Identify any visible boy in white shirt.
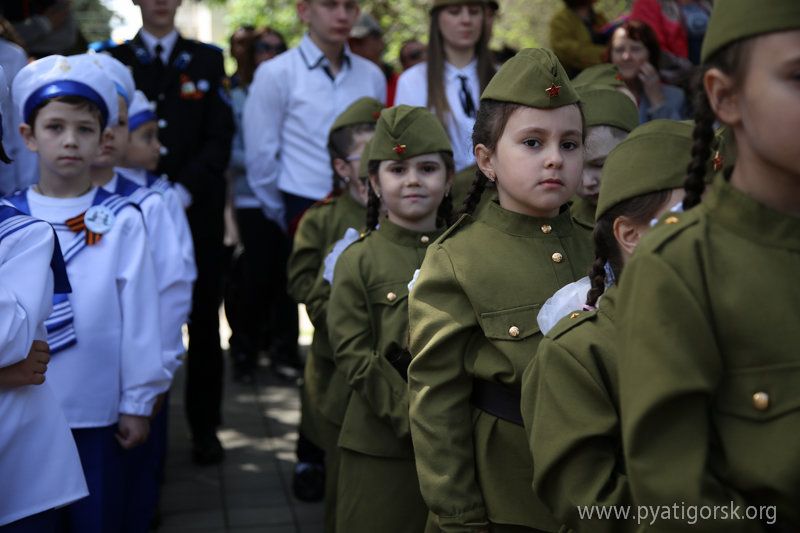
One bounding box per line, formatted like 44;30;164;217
7;54;168;533
0;63;88;533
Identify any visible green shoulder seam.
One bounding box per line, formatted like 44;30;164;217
433;213;473;245
637;208;702;254
547;309;598;340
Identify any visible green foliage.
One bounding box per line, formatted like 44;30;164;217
72;0;118;42
206;0;631;68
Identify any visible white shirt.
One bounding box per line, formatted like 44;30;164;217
243;34;386;224
104;173;193;379
394;60;480;172
24;187;169;427
0;215;88;525
138;29;179;65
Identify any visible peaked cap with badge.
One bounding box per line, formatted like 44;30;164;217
369;105;452;163
481;47;579;108
596;119;692;220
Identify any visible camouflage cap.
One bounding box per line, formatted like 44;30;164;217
481;47;579;108
369;105;452;162
701;0;800;62
596;120;693;220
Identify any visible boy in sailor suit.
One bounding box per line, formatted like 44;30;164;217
7;54;168;533
0;64;88;533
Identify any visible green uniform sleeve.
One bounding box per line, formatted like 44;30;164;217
408;245;489;532
522;336;633;532
327;250;411;439
304;265;331;330
287;209;325;305
550;10;607;71
617;253;760;532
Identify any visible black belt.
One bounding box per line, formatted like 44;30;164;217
470;378;523;426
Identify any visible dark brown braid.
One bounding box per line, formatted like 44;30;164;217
684;40;752;210
365;160;382;231
586;189;673;308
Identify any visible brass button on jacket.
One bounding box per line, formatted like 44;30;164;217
752;392;770;411
387;292;398;302
551;252;563;263
420;235;430;244
541;224;552;234
508;326;521;338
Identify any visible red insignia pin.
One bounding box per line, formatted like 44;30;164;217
545;84;561;98
393;144;407;155
712;151;724;172
615;72;623;81
372;111;381;121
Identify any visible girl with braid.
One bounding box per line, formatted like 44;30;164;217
326;105;454;533
520;120;693;533
614;1;800;530
407;48;593;533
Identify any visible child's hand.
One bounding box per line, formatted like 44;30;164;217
116;414;150;449
0;340;50;388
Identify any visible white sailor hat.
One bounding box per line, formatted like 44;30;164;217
0;66;10;161
85;52;136;106
127;90;158;131
12;54;119;129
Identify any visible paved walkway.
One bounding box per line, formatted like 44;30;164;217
158;356;324;533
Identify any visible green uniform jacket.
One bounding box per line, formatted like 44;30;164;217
287;192;365;426
521;286;634;533
569;197;596;230
328;219;443;458
617;176;800;531
408;201;594;532
549;7;608;73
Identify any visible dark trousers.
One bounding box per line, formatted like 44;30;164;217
231;208;298;365
184;193;226;437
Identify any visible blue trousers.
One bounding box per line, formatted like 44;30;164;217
58;425;124;533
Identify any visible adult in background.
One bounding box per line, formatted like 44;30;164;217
105;0;234;466
243;0;385;500
348;13;398;105
550;0;610;77
229;25;255;89
395;0;495;173
631;0;711;66
2;0;79;57
399;39;426;71
608;19;687;123
226;26;294;385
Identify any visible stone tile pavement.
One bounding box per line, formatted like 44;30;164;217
157;357;324;533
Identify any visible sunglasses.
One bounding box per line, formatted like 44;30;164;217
255;42;286;54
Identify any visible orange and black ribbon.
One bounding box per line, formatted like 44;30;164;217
65;212;103;245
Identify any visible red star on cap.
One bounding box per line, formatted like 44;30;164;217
372;111;381;121
545;84;561;98
393;144;407;155
615;72;623;81
712;151;724;172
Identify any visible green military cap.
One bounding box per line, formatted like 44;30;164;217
369;105;452;162
571;63;625;89
701;0;800;62
359;137;373;180
579;85;639;132
430;0;487;12
481;47;579;108
329;97;383;135
596;120;692;220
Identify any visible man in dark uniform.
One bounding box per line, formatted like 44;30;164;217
103;0;234;465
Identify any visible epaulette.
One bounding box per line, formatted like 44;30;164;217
637;208;702;254
434;212;473;244
547;308;598;340
88;38;120;53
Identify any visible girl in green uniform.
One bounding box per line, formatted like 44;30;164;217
327;105;454;533
520;120;694;533
616;1;800;530
287;96;381;531
407;48;594;533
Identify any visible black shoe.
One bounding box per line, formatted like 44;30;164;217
292;462;325;502
192;433;225;465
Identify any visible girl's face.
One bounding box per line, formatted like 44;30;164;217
254;33;286;65
727;30;800;189
338;130;372;207
438;3;484;52
611;27;650;81
579;126;626;205
478;105;583;218
371;152;450;231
